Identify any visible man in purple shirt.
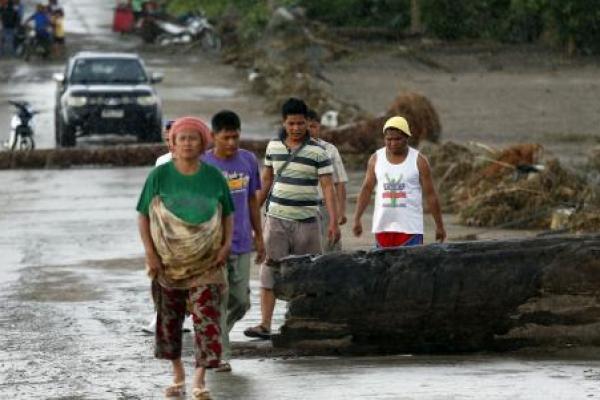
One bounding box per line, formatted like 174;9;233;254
202;110;265;372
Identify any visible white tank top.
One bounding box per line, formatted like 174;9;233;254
372;147;423;234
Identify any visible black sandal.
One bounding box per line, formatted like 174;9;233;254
243;325;271;339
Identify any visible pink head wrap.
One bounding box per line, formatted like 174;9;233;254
168;116;213;148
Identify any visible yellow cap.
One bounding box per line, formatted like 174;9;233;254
383;116;411;136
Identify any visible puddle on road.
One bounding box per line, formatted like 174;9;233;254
10;259;143;303
13;266;104;302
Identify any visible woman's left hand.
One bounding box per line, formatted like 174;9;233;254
214;244;231;267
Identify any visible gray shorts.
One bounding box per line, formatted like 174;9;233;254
259;215;322;289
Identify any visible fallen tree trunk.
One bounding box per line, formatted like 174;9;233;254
272;234;600;354
0;140;270;169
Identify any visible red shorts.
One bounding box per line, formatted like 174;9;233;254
375;232;423;248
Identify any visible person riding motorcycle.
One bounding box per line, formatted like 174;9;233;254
25;4;52;51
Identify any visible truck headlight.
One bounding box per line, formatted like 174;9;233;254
65;95;88;107
137;94;157;106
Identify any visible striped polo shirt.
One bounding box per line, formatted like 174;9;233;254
264;136;333;221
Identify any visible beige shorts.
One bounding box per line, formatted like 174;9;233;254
259;215;322;289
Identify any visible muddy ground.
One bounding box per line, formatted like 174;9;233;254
324;41;600;167
1;1;600;398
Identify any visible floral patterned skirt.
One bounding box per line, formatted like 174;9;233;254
154;282;224;368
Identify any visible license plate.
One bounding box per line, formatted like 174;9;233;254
101;109;124;118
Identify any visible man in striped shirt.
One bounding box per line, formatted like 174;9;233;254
244;97;340;339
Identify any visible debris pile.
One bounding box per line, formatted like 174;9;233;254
421;141;598;232
419;141;477;211
589;146;600;172
457;158;587;229
222;7;442;157
386;92;442;144
566;146;600;232
223;7;361;123
320;91;442;158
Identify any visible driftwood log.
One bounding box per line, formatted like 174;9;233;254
0;140;269;169
272;234;600;354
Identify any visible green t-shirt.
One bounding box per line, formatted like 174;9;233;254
136;161;234;224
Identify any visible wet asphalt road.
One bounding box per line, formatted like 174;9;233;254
2;1;600;399
1;167;599;399
0;0;274;151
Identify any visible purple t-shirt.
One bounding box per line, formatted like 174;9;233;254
202;149;261;255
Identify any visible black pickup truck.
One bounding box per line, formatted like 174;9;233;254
53;52;163;147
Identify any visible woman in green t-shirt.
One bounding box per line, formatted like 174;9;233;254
137;116;234;399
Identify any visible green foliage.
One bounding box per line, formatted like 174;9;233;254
164;0;273;40
547;0;600;54
421;0;600;54
165;0;261;17
421;0;512;40
300;0;411;29
503;0;547;43
162;0;600;54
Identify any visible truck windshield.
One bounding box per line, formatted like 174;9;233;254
70;58;148;84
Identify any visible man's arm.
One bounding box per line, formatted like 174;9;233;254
256;166;274;207
248;192;265;264
335;182;347;225
353;153;377;237
138;214;162;274
418;154;446;243
319;173;341;244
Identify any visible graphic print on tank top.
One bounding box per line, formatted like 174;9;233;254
382;173;408;208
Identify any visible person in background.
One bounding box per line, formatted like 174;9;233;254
130;0;144;20
154;119;174;166
14;0;23;22
0;0;20;57
137;116;233;399
26;4;52;49
353;116;446;247
47;0;60;14
202;110;265;372
50;7;64;57
307;109;348;252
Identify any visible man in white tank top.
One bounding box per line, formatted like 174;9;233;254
353;116;446;247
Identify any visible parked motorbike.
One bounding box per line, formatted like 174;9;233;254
22;26;52;61
4;101;37;151
154;14;221;52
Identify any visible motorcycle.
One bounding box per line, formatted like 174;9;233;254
154;13;221;52
22;25;52;61
4;101;37;151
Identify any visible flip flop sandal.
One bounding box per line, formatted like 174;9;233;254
243;325;271;339
164;381;185;398
215;361;232;373
192;387;212;400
